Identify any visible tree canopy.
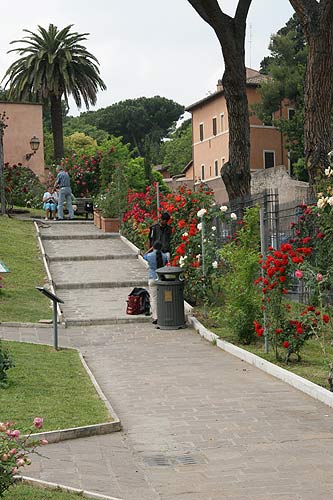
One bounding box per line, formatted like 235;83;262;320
3;24;106;160
159;119;192;175
80;96;184;161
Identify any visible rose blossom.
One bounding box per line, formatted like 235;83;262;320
220;205;228;212
316;273;323;282
33;417;44;429
197;208;207;218
295;270;303;279
212;261;218;269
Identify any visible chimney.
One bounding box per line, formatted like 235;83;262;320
216;79;223;92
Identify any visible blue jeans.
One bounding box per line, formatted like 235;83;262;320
58;187;74;219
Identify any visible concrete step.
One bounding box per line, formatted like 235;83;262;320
64;315;151;327
56;279;147;290
42;234;120;240
49;254;138;262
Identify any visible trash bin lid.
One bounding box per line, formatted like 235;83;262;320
156;266;183;281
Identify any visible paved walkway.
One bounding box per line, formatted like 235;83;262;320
1;221;333;499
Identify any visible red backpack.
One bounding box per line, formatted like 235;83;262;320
126;288;150;315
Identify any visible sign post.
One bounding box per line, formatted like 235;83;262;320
36;287;64;350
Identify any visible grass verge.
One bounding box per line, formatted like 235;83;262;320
0;216;51;322
1;341;110;431
4;484;89;500
194;309;333;390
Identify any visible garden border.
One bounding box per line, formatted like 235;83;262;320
188;314;333;409
1;336;122;443
16;476;123;500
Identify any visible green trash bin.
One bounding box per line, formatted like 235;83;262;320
156;266;186;330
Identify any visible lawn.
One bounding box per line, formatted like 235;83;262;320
0;216;52;322
1;340;110;431
195;308;333;390
4;484;87;500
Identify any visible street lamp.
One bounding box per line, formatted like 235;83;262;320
25;136;40;160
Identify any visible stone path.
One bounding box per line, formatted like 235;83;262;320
1;221;333;499
39;221;149;326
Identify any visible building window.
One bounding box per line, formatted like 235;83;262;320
214;159;218;177
288;108;295;120
212;117;217;136
221;157;225;167
263;114;273;126
201;164;205;180
199;123;204;142
220;113;224;132
264;150;275;169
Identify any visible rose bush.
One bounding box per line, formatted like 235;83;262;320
0;418;47;497
3;163;44;209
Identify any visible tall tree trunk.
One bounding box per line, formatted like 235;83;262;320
289;0;333;189
50;94;64;161
187;0;252;201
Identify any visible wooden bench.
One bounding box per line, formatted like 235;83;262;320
71;198;94;219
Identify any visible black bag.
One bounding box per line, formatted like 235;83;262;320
126;287;150;315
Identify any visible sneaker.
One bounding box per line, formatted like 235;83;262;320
53;218;57;220
44;217;48;220
152;319;158;325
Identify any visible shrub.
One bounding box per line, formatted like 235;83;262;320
0;340;14;386
218;207;261;344
3;163;44;209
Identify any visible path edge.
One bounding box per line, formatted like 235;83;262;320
188;314;333;409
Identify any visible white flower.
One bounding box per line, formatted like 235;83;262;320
212;261;218;269
179;255;188;267
230;212;237;221
197;222;203;231
328;196;333;206
182;232;188;237
196;254;201;261
197;208;207;218
317;197;327;209
220;205;228;213
211;226;216;231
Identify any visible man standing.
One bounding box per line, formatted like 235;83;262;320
54;165;74;220
148;212;172;258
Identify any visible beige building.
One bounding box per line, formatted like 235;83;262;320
185;69;292;201
0;101;45;180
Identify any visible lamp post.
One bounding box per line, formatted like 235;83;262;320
0;112;8;216
25;136;40;160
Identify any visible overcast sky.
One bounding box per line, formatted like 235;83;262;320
0;0;294;117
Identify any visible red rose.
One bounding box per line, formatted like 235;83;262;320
282;341;290;348
322;314;330;324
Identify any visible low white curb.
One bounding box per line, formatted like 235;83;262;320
16;476;123;500
188;314;333;409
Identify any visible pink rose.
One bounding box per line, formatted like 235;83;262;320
316;273;323;282
295;270;303;279
33;417;44;429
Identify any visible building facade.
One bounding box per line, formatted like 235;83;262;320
185;69;292;201
0;101;45;180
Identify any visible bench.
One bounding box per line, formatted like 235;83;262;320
69;198;94;219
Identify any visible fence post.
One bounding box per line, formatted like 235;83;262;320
260;191;269;353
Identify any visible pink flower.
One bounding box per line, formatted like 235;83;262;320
40;439;48;445
295;270;303;279
316;273;323;282
9;430;20;439
33;417;44;429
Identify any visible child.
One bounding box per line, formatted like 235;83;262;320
143;241;168;324
43;187;58;220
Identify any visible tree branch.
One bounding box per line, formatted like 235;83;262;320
289;0;319;24
187;0;231;30
235;0;253;24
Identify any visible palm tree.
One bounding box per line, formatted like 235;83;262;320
3;24;106;160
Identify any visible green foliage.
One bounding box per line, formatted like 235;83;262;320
63;132;97;159
159;119;192;175
63;115;109;144
81;96;184;161
0;340;14;385
218;207;261;344
256;13;307;177
96;165;128;218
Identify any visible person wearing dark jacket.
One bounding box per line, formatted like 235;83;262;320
143;241;168;324
148;212;172;256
